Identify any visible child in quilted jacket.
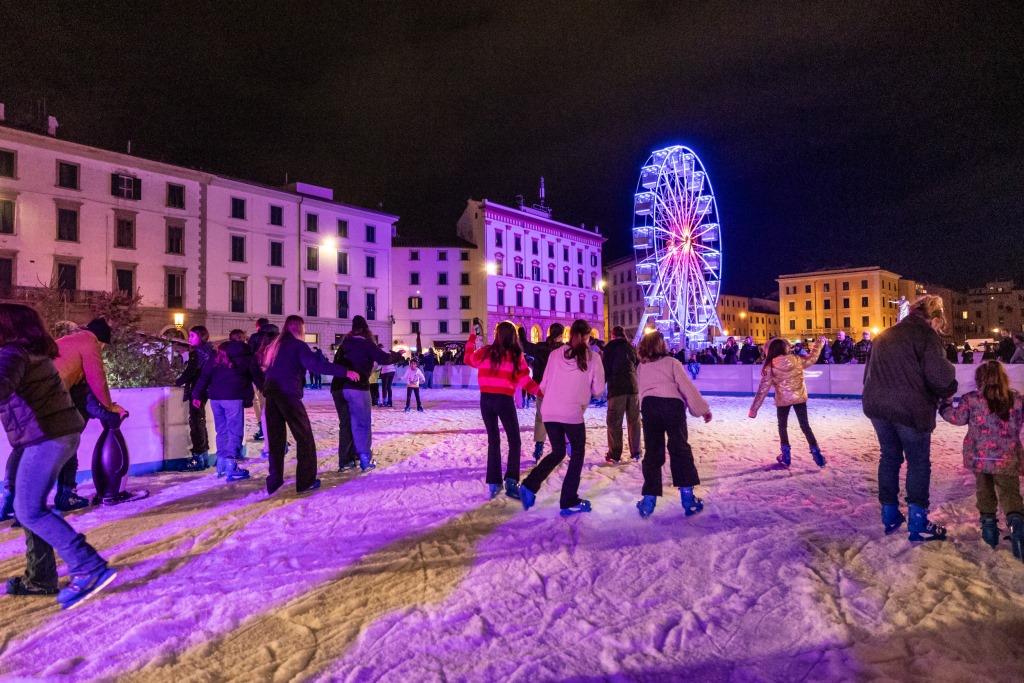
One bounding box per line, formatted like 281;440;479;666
939;360;1024;559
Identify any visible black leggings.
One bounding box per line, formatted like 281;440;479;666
380;372;395;405
264;389;318;493
523;422;587;508
777;402;818;449
480;393;521;484
405;387;422;409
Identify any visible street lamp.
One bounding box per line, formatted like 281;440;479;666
320;235;337;251
485;262;498;276
173;312;185;328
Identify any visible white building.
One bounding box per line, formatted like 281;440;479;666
0;115;397;347
605;254;645;339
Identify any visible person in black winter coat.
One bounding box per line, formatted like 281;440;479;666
247;320;275;441
175;326;215;471
853;332;873;364
192;338;255;481
331;316;398;471
261;315;356;494
816;339;834;364
739;337;760;365
831;331;855;364
945;342;959;364
863;296;957;541
519;323;564;460
722;337;739;365
996;331;1015;363
602;326;641;462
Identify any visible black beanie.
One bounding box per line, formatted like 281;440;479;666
85;318;113;344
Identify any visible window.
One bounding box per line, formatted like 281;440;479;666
514;235;522;251
0;150;14;177
577;250;583;265
410;250;420;261
804;300;812;311
438;272;448;285
495;259;503;276
590;254;598;267
860;279;868;289
110;174;141;200
862;316;870;327
823;299;831;310
532;239;539;255
788;301;795;312
57;208;78;241
438;250;448;261
550;294;556;310
366;291;376;320
408;296;423;310
563;246;569;261
230;279;246;313
804;285;811;294
824;317;832;329
843;316;851;328
548;243;554;259
548;265;555;283
0;256;12;295
842;297;850;308
337;289;349;318
497;288;505;306
411;321;420;334
56;262;78;292
805;318;812;329
269;283;284;315
365;255;376;278
439;321;449;334
0;199;13;234
789;319;796;330
306;213;319;232
563;271;569;286
532;264;541;281
166;224;184;254
460;251;469;261
270;241;283;267
533;292;540;309
823;282;831;293
166;183;185;209
337;219;348;237
230;197;246;219
842;281;849;291
592;300;598;315
270;205;284;226
461;320;471;334
230;235;245;262
495;230;503;248
438;296;449;310
166;271;184;308
516;290;524;307
565;293;572;312
577;273;584;288
460;272;470;286
115;268;134;294
365;224;376;243
337;252;348;275
306;286;319;317
515;262;524;278
861;296;869;307
57;162;79;189
410;272;420;285
306;246;319;271
115;217;135;248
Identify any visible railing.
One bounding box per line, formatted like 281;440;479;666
0;285;107;305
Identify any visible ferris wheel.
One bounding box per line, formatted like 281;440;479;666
632;145;722;344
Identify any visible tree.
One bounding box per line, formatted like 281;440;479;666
88;290;181;388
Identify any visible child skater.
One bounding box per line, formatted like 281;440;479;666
634;331;712;518
939;361;1024;556
520;319;605;516
192;337;254;482
748;336;828;468
466;318;541;499
0;303;116;608
404;358;426;412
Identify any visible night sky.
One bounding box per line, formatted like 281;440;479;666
4;2;1022;296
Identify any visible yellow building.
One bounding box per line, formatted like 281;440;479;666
778;267;914;339
712;295;780;343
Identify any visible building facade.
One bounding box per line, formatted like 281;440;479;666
605;254;644;338
448;198;605;343
0;120;397;347
951;280;1024;341
778;266;913;339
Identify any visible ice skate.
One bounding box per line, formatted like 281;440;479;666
520;486;536;511
881;504;906;535
1008;513;1024;561
359;455;377;472
980;514;999;548
488;483;501;499
58;566;118;610
908;504;946;542
504;478;520;500
776;445;791;468
54;487;90;513
680;487;704;516
559;500;592;516
226;468;251;483
810;446;826;468
636;495;656;518
532;442;544;461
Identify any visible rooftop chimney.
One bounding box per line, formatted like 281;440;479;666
47;115;59;137
539;176;546;204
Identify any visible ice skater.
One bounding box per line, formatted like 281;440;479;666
192;335;255;482
634;331;712;519
466;318;541;499
519;323;565;461
939;361;1024;558
403;358;425;412
519;320;604;516
0;304;117;608
748;336;828;468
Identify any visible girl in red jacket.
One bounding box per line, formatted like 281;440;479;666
466;318;541;499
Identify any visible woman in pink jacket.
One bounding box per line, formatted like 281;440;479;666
520;320;605;516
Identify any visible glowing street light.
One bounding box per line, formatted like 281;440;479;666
485;262;498;276
320;235;338;251
172;312;185;328
871;326;879;335
597;279;606;291
739;311;747;319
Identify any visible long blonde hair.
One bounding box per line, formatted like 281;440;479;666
262;315;303;370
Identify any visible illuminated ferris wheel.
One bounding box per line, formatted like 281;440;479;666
632;145;722;343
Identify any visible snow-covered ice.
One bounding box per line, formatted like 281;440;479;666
1;390;1023;681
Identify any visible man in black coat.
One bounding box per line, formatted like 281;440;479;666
853;331;873;364
602;326;641;463
519;323;564;460
831;330;855;364
997;330;1015;363
863;296;957;541
739;336;760;365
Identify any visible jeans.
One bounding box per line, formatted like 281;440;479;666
607;393;641;459
641;397;699;496
976;473;1023;517
264;389;318;492
332;389;358;468
13;433;106;577
777;402;818;449
522;422;587;508
369;381;380;406
343;387;373;458
533;396;547;445
405;387;422;410
480;393;521;484
871;418;933;508
211;399;244;459
380;372;395;406
424;370;434;389
188;400;209;455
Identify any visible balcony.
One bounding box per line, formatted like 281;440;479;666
0;285;107;306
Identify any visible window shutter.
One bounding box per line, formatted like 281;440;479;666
133;177;142;200
111;173;119;196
